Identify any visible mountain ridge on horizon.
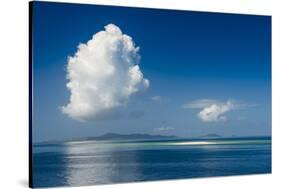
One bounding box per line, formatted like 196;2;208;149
34;132;271;145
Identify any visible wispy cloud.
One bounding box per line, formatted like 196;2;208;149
181;99;219;109
154;126;175;131
151;96;162;102
61;24;149;121
182;99;254;122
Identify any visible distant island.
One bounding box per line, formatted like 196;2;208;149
34;133;271;145
198;133;222;139
79;132;180;141
34;133;181;145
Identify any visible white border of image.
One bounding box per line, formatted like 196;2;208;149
0;0;280;189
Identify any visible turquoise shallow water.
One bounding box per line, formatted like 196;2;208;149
32;137;271;188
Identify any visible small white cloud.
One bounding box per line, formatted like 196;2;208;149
61;24;149;121
197;101;234;122
154;127;175;131
182;99;252;123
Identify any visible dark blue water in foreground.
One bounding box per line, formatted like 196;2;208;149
32;137;271;188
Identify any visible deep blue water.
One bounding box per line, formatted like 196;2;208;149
32;137;271;188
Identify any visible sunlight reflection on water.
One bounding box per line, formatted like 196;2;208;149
33;138;271;187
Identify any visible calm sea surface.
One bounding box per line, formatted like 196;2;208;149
32;137;271;188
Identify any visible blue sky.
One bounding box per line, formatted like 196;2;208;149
32;2;271;142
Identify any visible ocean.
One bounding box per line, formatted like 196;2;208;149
32;137;271;188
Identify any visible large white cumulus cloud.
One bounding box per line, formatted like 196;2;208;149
61;24;149;121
